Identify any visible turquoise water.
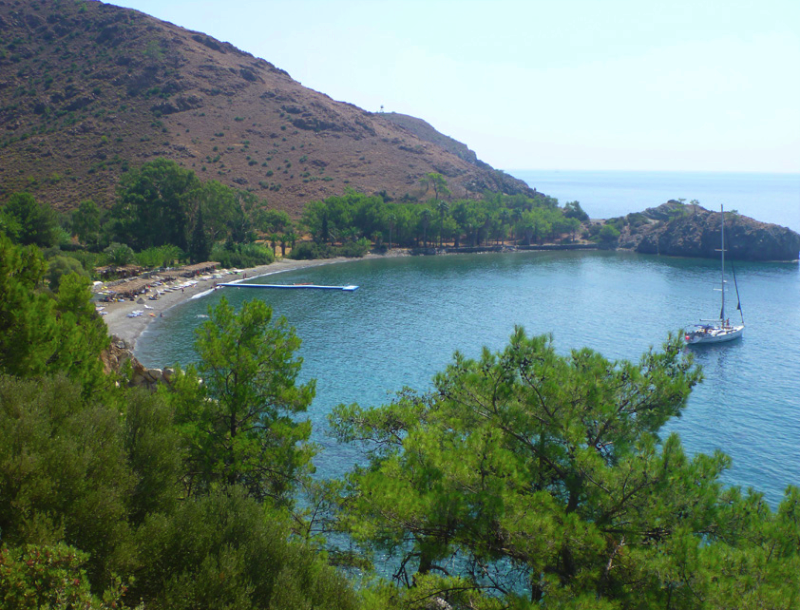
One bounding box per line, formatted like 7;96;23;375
511;170;800;233
136;251;800;505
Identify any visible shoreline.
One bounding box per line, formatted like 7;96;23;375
101;244;596;351
105;238;788;353
102;253;403;349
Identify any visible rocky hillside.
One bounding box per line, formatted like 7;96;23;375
617;201;800;261
0;0;536;216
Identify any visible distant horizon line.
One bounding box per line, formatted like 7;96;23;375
505;168;800;175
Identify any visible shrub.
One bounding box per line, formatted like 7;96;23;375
46;255;90;291
210;242;275;268
597;224;620;248
288;241;326;260
289;239;370;260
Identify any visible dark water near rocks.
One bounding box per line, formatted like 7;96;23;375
136;250;800;505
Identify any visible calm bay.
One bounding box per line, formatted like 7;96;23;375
136;249;800;505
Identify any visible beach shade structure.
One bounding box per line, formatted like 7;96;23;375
179;261;221;277
107;278;153;299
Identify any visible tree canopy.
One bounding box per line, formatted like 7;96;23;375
0;192;60;248
331;330;800;609
169;297;316;507
111;157;200;251
298;188;575;251
0;235;108;387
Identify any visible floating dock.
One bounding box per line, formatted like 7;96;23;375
218;283;359;292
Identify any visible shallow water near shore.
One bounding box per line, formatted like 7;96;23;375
136;250;800;505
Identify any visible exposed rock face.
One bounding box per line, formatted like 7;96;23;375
618;203;800;262
101;336;173;391
100;336;136;375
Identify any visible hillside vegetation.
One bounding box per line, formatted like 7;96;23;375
0;0;533;216
2;234;800;609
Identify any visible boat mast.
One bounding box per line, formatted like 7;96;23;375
720;204;725;323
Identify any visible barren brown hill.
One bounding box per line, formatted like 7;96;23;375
0;0;536;216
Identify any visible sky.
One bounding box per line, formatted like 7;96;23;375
109;0;800;173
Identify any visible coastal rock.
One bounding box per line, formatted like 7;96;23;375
100;335;173;391
100;336;134;374
618;203;800;261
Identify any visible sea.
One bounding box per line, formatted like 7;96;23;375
136;171;800;506
512;170;800;232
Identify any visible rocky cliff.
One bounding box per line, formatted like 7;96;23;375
102;335;174;391
617;201;800;262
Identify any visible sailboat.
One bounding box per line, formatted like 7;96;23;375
684;205;745;345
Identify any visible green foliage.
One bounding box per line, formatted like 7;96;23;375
134;244;184;269
288;241;323;260
0;543;133;610
255;207;292;234
56;249;101;275
419;172;451;203
210;241;274;268
0;206;21;240
1;192;60;247
132;489;358;610
111;158;200;251
71;199;101;245
564;200;589;222
298;187;583;253
0;375;137;584
192;179;246;243
337;237;372;257
597;223;621;247
188;207;212;263
625;211;648;228
0;236;108;386
331;330;800;607
46;254;89;291
289;238;371;260
170;297;315;506
0;371;353;609
103;241;135;266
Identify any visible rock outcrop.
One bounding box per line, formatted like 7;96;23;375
617;202;800;262
101;336;174;391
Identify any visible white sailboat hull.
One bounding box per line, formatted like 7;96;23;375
685;324;744;344
685;205;745;347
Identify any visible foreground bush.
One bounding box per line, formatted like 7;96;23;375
332;330;800;609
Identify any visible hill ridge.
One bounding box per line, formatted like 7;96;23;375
0;0;535;215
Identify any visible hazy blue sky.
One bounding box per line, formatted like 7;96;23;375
110;0;799;173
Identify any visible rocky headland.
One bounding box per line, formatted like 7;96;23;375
616;201;800;262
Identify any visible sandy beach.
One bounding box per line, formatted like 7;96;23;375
101;254;396;349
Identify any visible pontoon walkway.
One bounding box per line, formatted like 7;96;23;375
218;283;359;291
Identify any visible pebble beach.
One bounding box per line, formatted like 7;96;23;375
100;254;391;348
